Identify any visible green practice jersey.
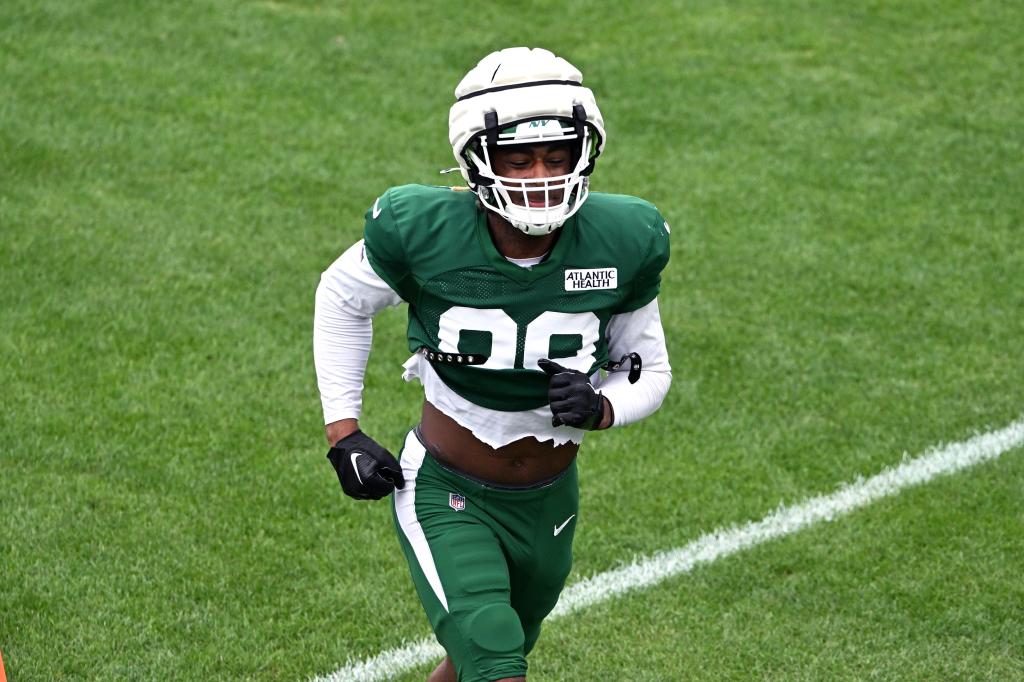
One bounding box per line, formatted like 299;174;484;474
363;185;670;412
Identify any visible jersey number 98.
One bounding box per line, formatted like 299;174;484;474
437;307;600;373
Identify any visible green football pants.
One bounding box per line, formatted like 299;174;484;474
392;428;579;682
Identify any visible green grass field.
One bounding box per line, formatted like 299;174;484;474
2;1;1023;680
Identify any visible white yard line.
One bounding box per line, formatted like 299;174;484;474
311;417;1024;682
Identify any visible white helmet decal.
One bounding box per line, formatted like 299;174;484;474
448;47;606;236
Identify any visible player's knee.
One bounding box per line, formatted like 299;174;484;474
464;602;525;655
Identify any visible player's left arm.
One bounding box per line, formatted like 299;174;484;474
537;299;670;430
541;202;671;430
595;204;673;427
596;298;672;426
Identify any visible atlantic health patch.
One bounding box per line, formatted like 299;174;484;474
564;268;617;291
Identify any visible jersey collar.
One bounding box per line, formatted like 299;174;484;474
475;211;578;285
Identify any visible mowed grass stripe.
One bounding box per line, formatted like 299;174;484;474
313;416;1024;682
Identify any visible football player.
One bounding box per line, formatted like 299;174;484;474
314;47;672;682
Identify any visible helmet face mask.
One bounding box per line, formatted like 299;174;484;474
448;47;606;236
463;117;599;235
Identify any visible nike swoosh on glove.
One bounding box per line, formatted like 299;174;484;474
538;358;606;430
327;430;405;500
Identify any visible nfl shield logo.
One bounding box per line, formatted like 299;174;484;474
449;492;466;511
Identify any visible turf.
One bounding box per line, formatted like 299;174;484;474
1;0;1022;680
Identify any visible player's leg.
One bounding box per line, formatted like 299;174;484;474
508;460;579;654
393;431;529;681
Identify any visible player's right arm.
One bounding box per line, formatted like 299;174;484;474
314;237;404;499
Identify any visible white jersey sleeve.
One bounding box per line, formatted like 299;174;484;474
313;239;401;424
596;298;672;426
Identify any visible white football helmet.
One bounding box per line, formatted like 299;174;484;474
449;47;606;235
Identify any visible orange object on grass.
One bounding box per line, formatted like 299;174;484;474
0;647;7;682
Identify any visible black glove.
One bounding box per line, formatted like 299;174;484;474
538;358;607;430
327;430;405;500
